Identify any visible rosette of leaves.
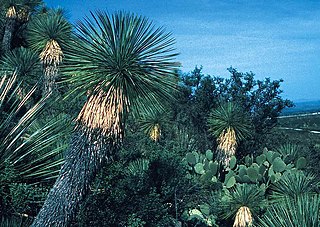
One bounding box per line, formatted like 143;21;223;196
220;184;266;227
138;111;168;142
0;73;69;222
268;171;318;202
274;143;300;164
0;47;41;93
257;194;320;227
27;8;71;95
208;102;252;167
127;159;150;176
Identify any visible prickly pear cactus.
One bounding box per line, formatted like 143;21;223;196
184;147;307;189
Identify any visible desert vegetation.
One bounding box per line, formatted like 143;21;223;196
0;1;319;226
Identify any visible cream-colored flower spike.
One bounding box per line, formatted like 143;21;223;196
233;206;253;227
150;123;161;142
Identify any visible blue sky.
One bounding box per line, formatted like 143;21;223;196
44;0;320;101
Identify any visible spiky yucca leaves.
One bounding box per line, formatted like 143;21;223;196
0;47;41;93
27;9;71;95
274;143;299;163
220;184;266;227
127;159;150;176
268;171;318;202
139;111;168;142
256;194;320;227
208;102;251;167
32;11;178;227
64;11;178;138
0;73;66;183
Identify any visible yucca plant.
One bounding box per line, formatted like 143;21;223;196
268;171;318;202
27;8;71;95
274;143;300;163
208;102;252;167
31;11;178;226
139;111;168;142
220;184;266;227
256;194;320;227
127;159;150;176
0;73;66;182
0;73;68;221
0;47;41;94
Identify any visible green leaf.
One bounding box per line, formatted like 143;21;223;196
205;149;214;160
296;157;307;169
186;153;196;166
194;163;205;175
256;154;266;165
247;167;259;182
266;151;274;163
229;156;237;169
209;161;218;176
225;176;236;188
200;204;210;216
272;157;286;172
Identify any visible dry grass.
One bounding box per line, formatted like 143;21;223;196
17;8;29;22
76;87;130;142
6;6;17;18
217;127;237;166
40;39;63;67
233;206;253;227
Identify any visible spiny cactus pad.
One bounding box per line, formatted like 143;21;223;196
272;157;286;172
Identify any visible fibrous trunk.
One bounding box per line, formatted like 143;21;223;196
2;18;16;54
42;65;59;95
31;129;115;226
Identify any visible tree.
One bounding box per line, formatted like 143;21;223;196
207;102;252;166
27;9;71;96
31;11;178;226
175;66;293;154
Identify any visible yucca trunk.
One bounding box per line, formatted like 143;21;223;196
2;7;17;54
42;65;59;95
32;90;126;226
31;129;115;226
